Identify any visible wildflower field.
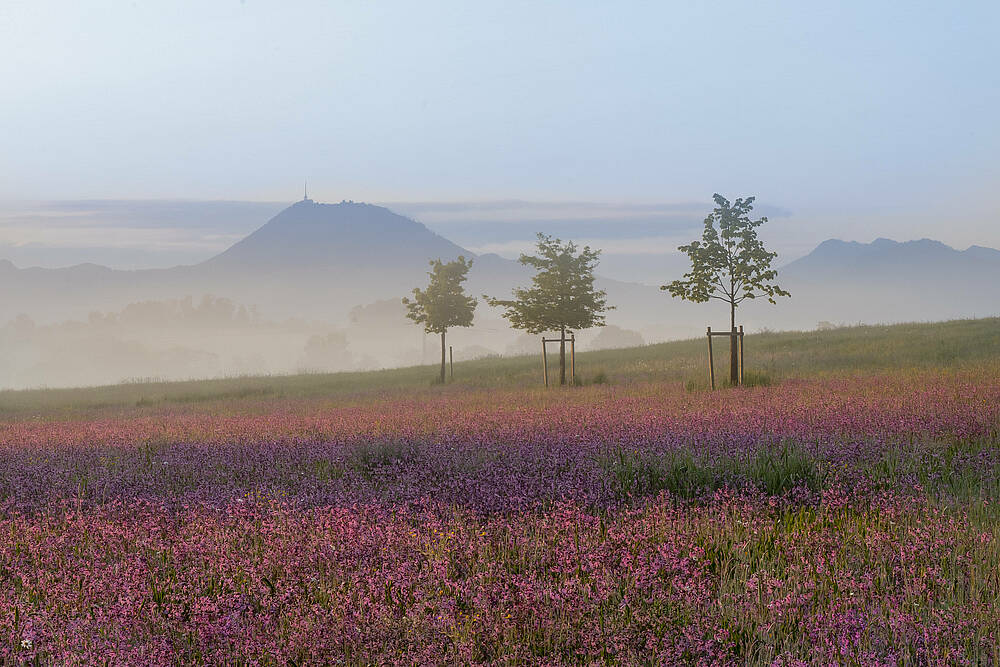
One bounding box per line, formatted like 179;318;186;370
2;322;1000;664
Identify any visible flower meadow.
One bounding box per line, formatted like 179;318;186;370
1;369;999;664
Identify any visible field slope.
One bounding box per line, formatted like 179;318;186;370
1;317;997;416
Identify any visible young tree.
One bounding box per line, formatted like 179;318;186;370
403;256;477;383
662;194;789;385
485;233;610;385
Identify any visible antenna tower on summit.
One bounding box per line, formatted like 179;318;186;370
303;180;309;201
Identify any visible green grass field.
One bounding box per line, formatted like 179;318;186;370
2;317;997;418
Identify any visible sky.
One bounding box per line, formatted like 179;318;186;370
0;1;997;283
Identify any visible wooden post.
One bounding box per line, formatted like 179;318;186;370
440;332;446;384
738;325;744;386
542;338;548;387
570;333;576;383
559;328;566;386
449;345;454;381
707;326;715;390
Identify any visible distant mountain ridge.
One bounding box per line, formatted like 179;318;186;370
770;236;1000;327
0;202;997;335
783;237;1000;272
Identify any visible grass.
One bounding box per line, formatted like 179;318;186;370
747;442;824;495
0;316;998;418
601;447;731;499
600;441;824;500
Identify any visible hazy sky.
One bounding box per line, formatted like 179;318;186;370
1;1;998;279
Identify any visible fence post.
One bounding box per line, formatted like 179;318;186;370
707;326;715;390
449;345;454;381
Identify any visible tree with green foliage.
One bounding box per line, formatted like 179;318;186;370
485;233;610;385
403;256;477;383
662;194;789;385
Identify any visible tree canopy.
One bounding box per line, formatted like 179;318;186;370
662;194;789;317
484;233;610;335
403;256;477;383
662;193;789;385
403;256;477;335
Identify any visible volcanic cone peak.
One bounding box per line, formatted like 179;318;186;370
203;199;469;271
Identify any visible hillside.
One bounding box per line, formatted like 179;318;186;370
2;317;997;417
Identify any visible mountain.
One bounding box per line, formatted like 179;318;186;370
782;237;997;276
0;200;666;330
203;199;467;273
0;200;479;323
0;202;997;336
761;238;1000;328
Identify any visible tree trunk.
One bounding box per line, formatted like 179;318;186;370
440;331;446;384
559;325;567;386
730;302;739;386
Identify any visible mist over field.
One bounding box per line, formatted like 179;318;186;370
0;2;996;389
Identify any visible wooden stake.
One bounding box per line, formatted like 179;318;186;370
542;337;548;387
738;325;744;386
707;326;715;390
570;333;576;383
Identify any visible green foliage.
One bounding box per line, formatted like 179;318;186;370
484;233;611;335
662;193;789;316
402;256;477;335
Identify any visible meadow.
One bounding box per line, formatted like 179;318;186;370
1;319;999;664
